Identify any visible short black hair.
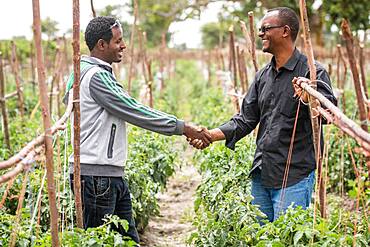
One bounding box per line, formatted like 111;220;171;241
85;16;116;51
268;7;300;42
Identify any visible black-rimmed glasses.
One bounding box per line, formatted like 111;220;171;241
258;25;285;33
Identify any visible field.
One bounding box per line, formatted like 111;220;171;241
0;0;369;246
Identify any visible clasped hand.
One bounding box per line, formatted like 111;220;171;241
183;123;212;150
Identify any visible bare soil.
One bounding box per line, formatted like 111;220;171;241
140;162;201;247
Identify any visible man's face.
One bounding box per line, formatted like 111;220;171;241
258;11;284;54
104;26;126;64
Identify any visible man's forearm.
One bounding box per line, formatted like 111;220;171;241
209;128;226;142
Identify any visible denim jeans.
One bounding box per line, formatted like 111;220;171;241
251;169;315;222
70;175;139;243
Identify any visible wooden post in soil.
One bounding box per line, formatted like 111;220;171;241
159;32;166;94
49;47;61;116
228;25;240;113
10;41;25;118
31;0;59;245
0;53;11;150
127;0;138;94
146;59;153;107
337;45;347;114
30;42;36;93
359;44;369;120
237;47;248;94
90;0;96;17
299;0;326;218
138;30;148;84
206;50;212;87
341;19;368;132
9;171;29;247
248;11;258;72
72;0;84;229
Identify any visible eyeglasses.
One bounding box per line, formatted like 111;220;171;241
258;25;285;33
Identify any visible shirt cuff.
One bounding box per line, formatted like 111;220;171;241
218;122;237;150
175;119;185;135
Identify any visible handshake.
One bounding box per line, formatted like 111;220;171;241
183;123;214;150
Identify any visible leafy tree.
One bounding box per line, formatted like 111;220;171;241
322;0;369;31
41;17;59;40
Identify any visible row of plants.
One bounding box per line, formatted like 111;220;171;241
0;59;185;245
186;67;370;246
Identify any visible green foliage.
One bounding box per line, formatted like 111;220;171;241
41;17;59;40
125;126;179;232
322;0;370;30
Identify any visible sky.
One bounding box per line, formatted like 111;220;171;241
0;0;223;48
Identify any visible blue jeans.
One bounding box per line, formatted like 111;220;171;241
70;175;139;243
251;169;315;222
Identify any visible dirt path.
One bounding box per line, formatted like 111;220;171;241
140;158;201;247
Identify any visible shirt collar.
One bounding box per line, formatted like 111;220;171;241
270;48;301;71
81;55;113;72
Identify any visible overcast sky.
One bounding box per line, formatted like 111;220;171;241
0;0;224;48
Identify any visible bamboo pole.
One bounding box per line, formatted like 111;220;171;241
72;0;84;229
10;41;25;118
127;0;138;94
341;19;367;132
0;53;10;150
248;12;258;72
31;0;59;245
299;0;325;218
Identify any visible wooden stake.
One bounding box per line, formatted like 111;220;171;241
248;12;258;72
9;171;29;247
32;1;60;246
159;32;166;94
359;44;369;120
0;53;10;150
72;0;84;229
299;0;325;218
127;0;138;93
228;25;240;113
10;41;25;118
341;19;368;132
337;45;347;114
146;59;153;107
90;0;96;18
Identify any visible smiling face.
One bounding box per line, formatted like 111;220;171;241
258;11;286;54
103;26;126;64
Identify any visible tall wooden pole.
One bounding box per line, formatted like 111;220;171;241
0;53;10;150
127;0;138;94
90;0;96;18
341;19;368;132
248;12;258;72
31;0;59;245
299;0;325;218
10;41;25;118
72;0;84;229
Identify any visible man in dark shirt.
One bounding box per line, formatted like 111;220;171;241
190;7;336;222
